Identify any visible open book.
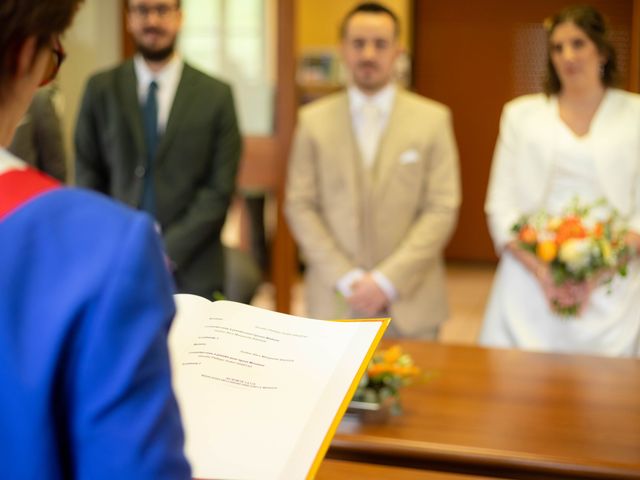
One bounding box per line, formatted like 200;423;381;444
168;295;389;479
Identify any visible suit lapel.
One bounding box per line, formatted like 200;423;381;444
331;93;367;251
116;61;146;159
156;64;195;161
373;91;405;194
334;93;363;204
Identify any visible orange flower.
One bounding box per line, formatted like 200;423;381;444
383;345;403;364
555;217;586;244
367;363;392;377
518;225;537;244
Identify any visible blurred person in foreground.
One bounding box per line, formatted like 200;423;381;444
480;5;640;356
0;1;191;477
285;2;461;338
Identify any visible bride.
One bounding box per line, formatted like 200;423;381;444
480;5;640;357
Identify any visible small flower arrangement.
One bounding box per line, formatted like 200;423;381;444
512;198;630;316
352;345;421;415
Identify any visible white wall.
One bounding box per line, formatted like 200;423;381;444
57;0;122;181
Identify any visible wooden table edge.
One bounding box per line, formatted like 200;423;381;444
328;436;640;480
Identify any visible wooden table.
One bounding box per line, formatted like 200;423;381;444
328;341;640;479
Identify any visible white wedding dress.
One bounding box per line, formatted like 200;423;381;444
480;116;640;357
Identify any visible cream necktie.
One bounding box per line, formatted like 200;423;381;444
359;101;381;169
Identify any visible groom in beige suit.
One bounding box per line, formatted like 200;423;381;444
285;2;460;338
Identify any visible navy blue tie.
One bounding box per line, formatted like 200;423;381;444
141;80;158;216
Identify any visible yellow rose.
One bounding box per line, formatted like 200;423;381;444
536;240;557;263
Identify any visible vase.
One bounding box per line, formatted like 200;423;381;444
346;396;398;424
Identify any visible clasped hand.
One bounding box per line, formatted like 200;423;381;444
346;274;389;316
536;264;599;315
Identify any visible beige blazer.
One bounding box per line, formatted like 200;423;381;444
486;89;640;252
285;89;461;337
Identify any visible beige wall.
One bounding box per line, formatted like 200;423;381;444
296;0;411;52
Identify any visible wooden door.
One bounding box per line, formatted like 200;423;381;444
413;0;639;261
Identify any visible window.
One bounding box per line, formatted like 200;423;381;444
179;0;276;135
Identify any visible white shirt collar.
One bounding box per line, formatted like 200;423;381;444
133;53;183;93
0;148;27;175
348;83;396;118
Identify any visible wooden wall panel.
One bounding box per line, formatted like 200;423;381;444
272;0;297;312
413;0;636;261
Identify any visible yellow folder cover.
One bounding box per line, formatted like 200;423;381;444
169;295;389;480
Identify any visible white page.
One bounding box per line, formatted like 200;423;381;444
168;295;384;480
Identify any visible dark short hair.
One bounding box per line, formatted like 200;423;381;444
340;2;400;39
543;4;618;94
0;0;83;85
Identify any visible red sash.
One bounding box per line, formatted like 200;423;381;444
0;168;60;221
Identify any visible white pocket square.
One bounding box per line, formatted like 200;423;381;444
399;149;420;164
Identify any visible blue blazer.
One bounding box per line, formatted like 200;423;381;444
0;176;190;479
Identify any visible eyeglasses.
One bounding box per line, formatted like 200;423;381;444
39;37;66;87
129;4;179;19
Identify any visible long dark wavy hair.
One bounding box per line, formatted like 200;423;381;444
543;5;618;94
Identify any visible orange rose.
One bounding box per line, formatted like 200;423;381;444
555;217;586;244
518;225;537;244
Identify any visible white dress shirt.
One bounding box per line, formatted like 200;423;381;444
348;83;396;169
134;54;184;133
337;83;398;304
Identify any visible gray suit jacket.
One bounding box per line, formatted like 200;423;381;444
286;89;461;337
10;86;67;182
75;60;241;298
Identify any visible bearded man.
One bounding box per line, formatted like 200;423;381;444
75;0;241;299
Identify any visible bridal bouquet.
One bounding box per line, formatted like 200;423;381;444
351;345;422;416
512;198;630;316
